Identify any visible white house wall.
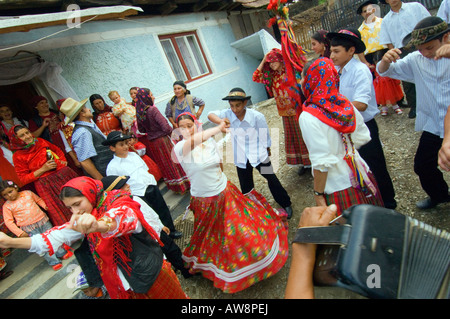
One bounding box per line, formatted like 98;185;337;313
0;11;269;121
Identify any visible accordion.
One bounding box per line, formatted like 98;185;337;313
293;204;450;299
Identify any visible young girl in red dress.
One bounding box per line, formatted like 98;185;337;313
372;53;404;116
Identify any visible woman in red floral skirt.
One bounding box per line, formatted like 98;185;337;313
173;112;288;293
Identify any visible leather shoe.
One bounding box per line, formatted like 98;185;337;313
169;230;183;239
408;109;416;118
416;197;450;209
284;206;293;219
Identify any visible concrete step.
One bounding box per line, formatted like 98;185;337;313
0;181;191;299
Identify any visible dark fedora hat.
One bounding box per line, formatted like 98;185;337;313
327;28;366;54
101;130;132;146
356;0;379;14
402;16;450;48
101;175;130;192
222;87;251;101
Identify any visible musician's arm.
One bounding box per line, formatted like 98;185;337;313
284;205;338;299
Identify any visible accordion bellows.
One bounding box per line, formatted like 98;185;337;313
293;204;450;299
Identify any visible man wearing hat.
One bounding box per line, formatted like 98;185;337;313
327;28;397;209
60;97;113;179
207;88;294;218
378;0;430;118
377;16;450;210
356;0;386;68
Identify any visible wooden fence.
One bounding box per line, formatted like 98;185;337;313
292;0;443;51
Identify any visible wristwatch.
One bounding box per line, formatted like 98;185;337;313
313;190;325;196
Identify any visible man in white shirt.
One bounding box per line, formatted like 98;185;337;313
327;28;397;209
378;0;431;118
104;131;182;238
208;88;293;218
437;0;450;23
377;16;450;210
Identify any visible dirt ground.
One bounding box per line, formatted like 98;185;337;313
173;98;450;299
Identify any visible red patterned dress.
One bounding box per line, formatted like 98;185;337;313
174;138;288;293
253;56;310;167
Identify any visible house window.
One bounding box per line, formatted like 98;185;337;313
159;31;211;82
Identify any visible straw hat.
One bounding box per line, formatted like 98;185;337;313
59;97;88;125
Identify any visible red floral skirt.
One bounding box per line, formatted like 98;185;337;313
34;166;79;226
183;181;289;293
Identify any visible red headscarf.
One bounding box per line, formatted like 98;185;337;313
302;58;356;133
8;125;38;151
61;176;163;299
261;48;286;97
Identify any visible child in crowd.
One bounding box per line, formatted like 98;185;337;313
372;53;404;116
127;134;162;182
207;87;293;219
0;180;72;270
327;27;396;209
108;90;136;133
101;175;191;278
103;131;182;239
377;16;450;209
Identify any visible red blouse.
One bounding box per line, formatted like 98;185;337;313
95;112;122;136
12;138;67;186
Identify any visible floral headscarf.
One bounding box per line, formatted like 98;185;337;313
61;176;163;299
134;88;154;122
8;125;38;151
302;57;355;133
261;48;286;96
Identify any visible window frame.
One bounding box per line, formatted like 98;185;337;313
159;31;212;83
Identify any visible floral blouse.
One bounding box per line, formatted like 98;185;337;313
253;68;297;117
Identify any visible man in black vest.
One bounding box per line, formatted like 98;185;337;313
60;98;113;180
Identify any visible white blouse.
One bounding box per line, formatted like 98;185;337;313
299;106;371;194
174;138;227;197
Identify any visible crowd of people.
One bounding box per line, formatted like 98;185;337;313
0;0;448;299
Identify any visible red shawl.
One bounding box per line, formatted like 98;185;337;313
302;58;356;133
62;176;163;299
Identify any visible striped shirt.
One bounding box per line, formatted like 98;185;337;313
376;51;450;138
379;2;430;49
71;120;107;162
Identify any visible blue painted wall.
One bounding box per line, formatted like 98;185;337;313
0;11;269;121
